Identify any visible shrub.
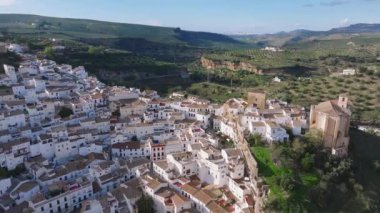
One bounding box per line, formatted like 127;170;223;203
278;173;296;191
248;133;262;146
131;135;138;141
58;106;73;118
88;46;104;54
0;164;26;178
44;46;54;58
136;195;154;213
301;153;315;171
359;66;368;73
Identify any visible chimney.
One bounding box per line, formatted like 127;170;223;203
338;94;348;109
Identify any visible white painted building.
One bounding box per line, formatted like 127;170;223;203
3;64;17;83
10;180;40;205
111;141;150;159
265;121;289;143
79;143;103;156
0;178;11;196
248;121;266;137
30;177;93;213
342;68;356;75
198;148;228;186
0;137;30;170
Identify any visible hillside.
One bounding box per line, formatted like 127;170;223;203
330;23;380;34
0;14;245;48
0;14;254;95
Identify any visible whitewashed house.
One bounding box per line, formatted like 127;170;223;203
342;68;356;75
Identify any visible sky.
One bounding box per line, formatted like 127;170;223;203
0;0;379;34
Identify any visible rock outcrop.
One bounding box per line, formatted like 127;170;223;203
200;56;261;73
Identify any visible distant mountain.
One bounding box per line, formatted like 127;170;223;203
231;23;380;47
329;23;380;33
0;14;246;48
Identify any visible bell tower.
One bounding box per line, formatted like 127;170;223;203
338;94;348;109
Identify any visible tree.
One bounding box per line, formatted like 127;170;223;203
292;138;304;156
304;130;323;151
362;107;380;124
44;46;54;58
88;46;103;54
248;133;262;146
136;195;154;213
58;106;73;118
277;173;296;191
0;164;26;178
310;185;328;208
359;66;368;74
174;27;182;33
301;153;315;171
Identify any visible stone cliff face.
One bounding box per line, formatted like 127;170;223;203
200;56;261;73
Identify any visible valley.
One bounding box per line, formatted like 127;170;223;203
0;10;380;213
1;14;379;125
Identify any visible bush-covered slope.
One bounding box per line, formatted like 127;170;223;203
0;14;245;48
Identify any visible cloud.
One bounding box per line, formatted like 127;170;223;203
320;0;351;6
0;0;15;6
339;18;351;26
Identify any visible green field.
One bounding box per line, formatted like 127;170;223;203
204;38;378;71
191;35;380;123
183;69;380;123
265;72;380;123
184;82;246;103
